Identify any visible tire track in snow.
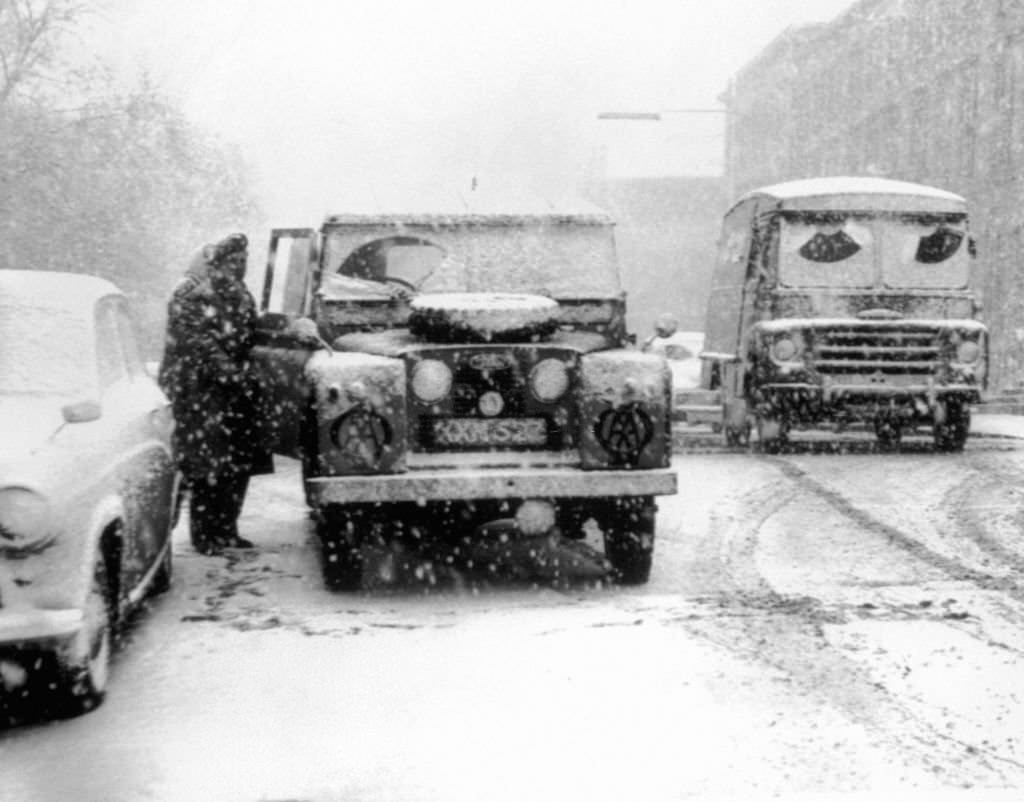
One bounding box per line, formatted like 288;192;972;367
769;457;1024;601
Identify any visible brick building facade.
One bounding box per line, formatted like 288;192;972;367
726;0;1024;391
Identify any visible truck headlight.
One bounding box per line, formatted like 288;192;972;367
411;359;452;403
0;488;55;553
771;336;800;362
530;358;569;402
956;340;981;364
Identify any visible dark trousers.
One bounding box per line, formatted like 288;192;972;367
188;473;250;549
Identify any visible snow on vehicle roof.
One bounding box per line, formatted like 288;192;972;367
322;183;613;227
735;176;966;214
0;269;121;310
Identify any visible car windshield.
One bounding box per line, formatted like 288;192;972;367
664;344;695;360
0;304;93;395
322;218;621;297
779;213;970;290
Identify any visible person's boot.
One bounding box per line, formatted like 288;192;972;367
193;537;223;556
219;535;255;549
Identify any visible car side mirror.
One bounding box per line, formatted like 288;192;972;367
62;399;102;423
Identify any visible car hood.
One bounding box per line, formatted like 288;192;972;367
0;396;66;462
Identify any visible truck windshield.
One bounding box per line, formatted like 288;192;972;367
880;217;969;289
778;213;970;290
779;216;875;288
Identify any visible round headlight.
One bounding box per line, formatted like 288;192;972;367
956;340;981;364
411;359;452;403
771;337;798;362
530;358;570;402
0;488;53;552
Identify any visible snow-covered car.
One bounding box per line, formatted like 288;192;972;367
253;191;677;589
0;271;179;717
651;330;705;420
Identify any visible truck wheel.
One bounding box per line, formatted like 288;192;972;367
934;400;970;453
599;496;656;585
53;553;114;716
755;413;788;454
316;504;368;591
874;417;902;452
724;421;750;447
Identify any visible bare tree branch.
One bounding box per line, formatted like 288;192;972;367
0;0;94;107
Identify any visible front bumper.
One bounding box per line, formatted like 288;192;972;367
760;380;982;405
0;608;82;647
308;461;677;505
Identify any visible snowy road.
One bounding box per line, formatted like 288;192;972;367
5;435;1024;801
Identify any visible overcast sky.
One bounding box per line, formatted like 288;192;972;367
89;0;854;221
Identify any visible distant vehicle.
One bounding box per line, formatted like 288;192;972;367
659;331;705;418
0;270;179;717
701;177;987;452
252;190;677;589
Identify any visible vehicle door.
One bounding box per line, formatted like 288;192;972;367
254;229;320;458
704;200;756;400
93;296;176;597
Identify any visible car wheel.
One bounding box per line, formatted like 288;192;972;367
150;541;173;595
54;554;114;716
598;496;656;586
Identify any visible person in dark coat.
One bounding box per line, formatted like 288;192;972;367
158;233;273;555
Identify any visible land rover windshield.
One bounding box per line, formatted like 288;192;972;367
778;212;970;290
320;217;621;298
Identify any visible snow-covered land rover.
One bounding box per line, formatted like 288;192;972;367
252;194;676;590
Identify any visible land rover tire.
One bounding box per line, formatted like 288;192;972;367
597;496;656;585
933;398;970;453
316;504;369;591
409;292;559;343
299;401;320;510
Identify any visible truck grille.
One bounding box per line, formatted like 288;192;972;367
812;327;940;376
409;347;577;452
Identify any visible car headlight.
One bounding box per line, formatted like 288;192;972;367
411;359;452;403
771;336;800;362
0;488;55;553
530;358;569;402
956;340;981;364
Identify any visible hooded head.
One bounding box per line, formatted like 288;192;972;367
210;233;249;283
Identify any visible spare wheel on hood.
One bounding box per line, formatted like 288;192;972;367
409;293;559;343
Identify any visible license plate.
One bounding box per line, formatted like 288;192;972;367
431;417;548;447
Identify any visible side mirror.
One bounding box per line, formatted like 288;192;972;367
62;399;102;424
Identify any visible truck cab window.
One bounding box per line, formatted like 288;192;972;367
797;227;861;263
915;225;964;264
